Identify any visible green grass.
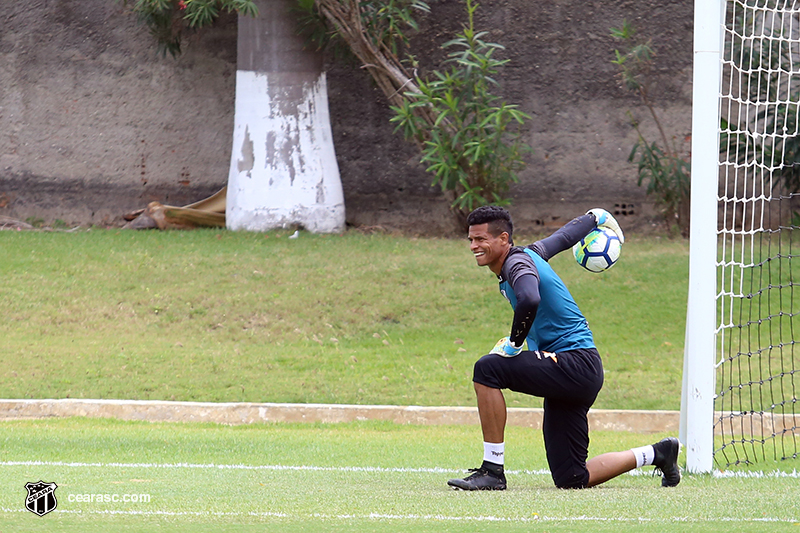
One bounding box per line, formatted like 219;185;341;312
0;227;796;531
1;418;799;532
0;229;688;410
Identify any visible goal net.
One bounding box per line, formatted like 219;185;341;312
715;0;800;467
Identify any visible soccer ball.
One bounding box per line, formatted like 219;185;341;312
572;228;622;273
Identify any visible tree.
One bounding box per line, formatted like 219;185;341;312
127;0;527;232
390;0;529;229
228;0;345;233
127;0;345;233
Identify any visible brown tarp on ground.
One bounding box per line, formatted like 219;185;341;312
123;187;226;230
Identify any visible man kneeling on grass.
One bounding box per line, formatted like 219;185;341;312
447;205;680;491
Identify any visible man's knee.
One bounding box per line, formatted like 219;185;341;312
552;471;589;490
474;353;493;370
472;354;503;389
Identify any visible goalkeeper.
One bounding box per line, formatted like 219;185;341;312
447;205;681;491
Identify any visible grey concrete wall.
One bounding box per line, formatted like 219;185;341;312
0;0;693;233
0;2;237;225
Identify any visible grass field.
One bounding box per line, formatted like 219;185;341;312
0;228;688;410
1;418;799;532
2;228;798;531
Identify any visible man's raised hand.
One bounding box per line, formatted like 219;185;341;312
587;208;625;243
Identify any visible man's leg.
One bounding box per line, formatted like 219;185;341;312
586;451;636;487
542;398;593;489
545;396;681;489
447;382;508;490
587;437;682;487
475;382;506;443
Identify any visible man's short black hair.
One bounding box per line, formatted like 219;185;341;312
467;205;513;240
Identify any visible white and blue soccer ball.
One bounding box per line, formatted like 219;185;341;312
572;227;622;273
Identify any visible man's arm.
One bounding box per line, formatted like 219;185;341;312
527;214;597;261
508;273;541;347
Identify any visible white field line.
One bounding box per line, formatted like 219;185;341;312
2;462;798;524
0;507;797;523
1;460;798;479
0;460;531;475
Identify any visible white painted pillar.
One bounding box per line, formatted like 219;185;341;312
226;0;345;233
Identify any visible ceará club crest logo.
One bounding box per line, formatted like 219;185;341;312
24;480;58;517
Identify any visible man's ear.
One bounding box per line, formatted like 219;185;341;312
499;232;510;245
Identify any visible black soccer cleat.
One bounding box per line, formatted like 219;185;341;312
447;465;507;491
652;437;681;487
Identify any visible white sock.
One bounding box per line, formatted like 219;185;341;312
630;445;655;468
483;442;505;466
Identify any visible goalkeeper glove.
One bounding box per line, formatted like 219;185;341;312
490;337;523;358
586;208;625;244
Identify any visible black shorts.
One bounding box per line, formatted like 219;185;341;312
472;347;604;489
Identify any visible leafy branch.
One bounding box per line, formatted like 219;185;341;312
612;21;691;236
122;0;259;56
389;0;530;227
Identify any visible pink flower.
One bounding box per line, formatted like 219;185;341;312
178;0;187;9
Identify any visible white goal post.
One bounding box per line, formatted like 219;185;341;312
682;0;800;473
680;0;724;474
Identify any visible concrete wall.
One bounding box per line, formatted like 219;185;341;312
0;0;693;234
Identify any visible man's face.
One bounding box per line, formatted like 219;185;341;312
468;223;510;274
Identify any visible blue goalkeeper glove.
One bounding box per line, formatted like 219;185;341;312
587;208;625;244
490;337;523;358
